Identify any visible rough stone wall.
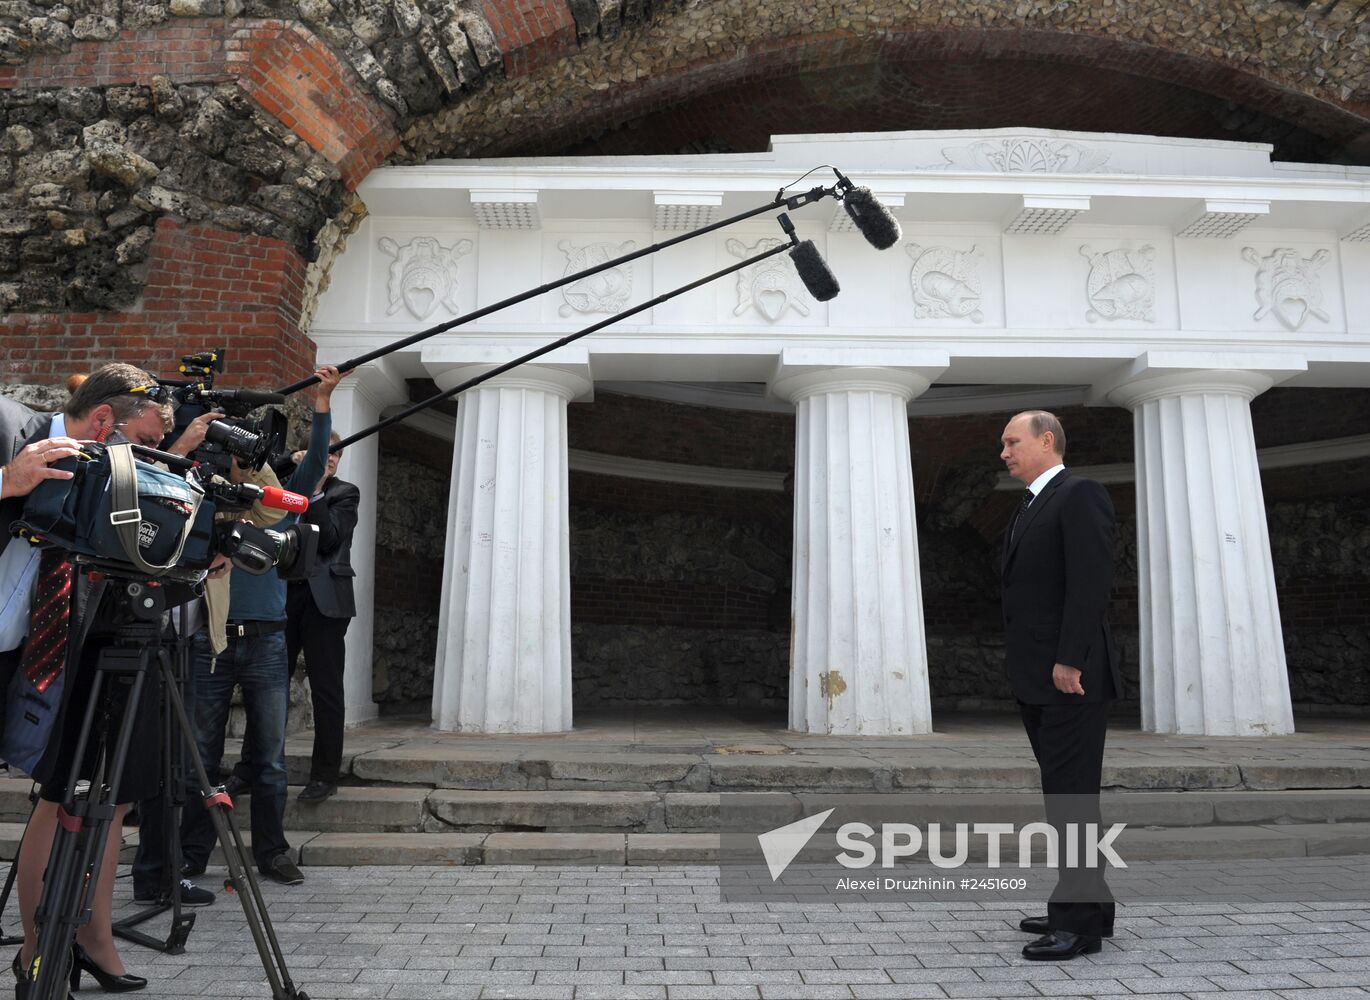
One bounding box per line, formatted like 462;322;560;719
3;2;1368;390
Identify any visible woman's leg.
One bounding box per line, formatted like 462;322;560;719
73;803;131;974
16;800;60;969
17;801;131;975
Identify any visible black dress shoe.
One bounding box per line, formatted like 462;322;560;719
1022;930;1103;961
1019;915;1114;938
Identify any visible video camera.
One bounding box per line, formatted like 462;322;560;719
13;348;318;586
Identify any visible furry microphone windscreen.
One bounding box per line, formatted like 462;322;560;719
843;187;902;250
789;240;841;302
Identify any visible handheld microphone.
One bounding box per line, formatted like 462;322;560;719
833;169;902;250
224;482;310;513
778;213;840;302
259;485;310;513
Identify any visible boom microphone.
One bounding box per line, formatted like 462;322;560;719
212;388;288;407
833;169;902;250
789;240;840;302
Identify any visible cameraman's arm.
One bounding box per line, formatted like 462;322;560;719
165;411;223;457
284;365;340;495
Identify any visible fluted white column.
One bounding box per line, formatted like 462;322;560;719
322;359;407;727
1109;370;1294;736
773;367;934;735
430;365;590;733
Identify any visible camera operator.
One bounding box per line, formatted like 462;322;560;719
180;365;344;887
125;408;238;910
0;364;175;995
227;431;359;805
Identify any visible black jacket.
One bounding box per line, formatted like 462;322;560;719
291;475;359;619
1001;469;1122;705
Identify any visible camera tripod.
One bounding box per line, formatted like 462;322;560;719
18;561;309;1000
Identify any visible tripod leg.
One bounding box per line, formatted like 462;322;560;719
29;652;149;1000
160;649;308;1000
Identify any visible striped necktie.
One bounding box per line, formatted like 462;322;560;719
1010;488;1034;542
20;548;73;693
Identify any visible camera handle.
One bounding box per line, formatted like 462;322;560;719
276;181;839;397
328;235;796;453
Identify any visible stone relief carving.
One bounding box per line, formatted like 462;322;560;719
923;138;1114;173
558;240;636;316
905;243;983;322
1241;246;1332;330
379;235;473;319
725;237;810;321
1079;245;1155;322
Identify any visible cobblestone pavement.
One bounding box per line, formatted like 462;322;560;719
8;864;1368;1000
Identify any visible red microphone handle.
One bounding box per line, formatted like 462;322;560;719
260;486;309;512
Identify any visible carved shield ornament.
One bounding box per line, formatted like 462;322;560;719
379;235;473;320
1079;245;1155;322
558;241;636;317
1241;246;1331;330
906;244;983;322
725;237;810;322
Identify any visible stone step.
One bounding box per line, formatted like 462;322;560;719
2;818;1365;867
306;746;1370;792
8;779;1370;836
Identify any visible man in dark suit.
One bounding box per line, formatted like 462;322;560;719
999;410;1123;961
286;432;359;803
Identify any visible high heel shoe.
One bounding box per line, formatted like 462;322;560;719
12;951;28;1000
69;945;146;993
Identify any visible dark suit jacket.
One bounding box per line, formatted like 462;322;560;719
1;397;52;559
292;475;359;620
1001;468;1123;705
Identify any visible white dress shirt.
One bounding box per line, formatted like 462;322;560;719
0;413;60;651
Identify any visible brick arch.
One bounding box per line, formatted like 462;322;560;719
407;13;1370;162
2;0;1368;386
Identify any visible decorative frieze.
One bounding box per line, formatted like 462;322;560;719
379;234;472;319
1080;244;1155;322
558;239;636;316
906;243;984;323
725;236;809;322
1241;246;1331;330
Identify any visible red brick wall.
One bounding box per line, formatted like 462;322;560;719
1;219;314;385
0;19;397;191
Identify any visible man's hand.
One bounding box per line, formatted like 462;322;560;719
165;411;224;457
205;552;231;580
0;436;81;498
313;365;343;412
1052;663;1085;696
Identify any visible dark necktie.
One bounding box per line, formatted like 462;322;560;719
20;548;73;693
1010;488;1034;542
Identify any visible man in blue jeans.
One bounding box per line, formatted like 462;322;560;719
180;365;342;885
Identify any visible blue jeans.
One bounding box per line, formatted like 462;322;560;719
180;627;290;870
